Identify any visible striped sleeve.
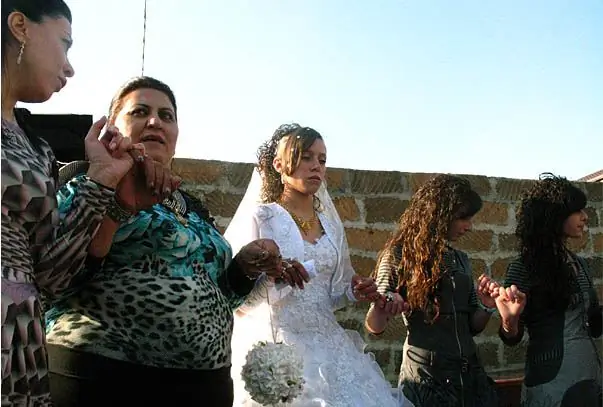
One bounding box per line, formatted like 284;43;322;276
503;259;531;294
375;247;400;295
468;283;479;308
499;258;529;345
576;256;602;338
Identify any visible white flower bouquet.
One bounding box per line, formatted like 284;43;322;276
241;341;305;406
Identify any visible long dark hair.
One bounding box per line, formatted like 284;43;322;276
375;174;482;322
516;173;587;310
256;123;323;204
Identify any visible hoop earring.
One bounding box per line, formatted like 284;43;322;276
16;42;25;65
313;195;323;212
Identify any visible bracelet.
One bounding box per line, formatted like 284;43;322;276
106;197;134;223
245;271;262;281
480;303;497;314
85;175;116;192
233;256;261;281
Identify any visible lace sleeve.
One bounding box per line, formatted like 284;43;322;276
329;233;357;311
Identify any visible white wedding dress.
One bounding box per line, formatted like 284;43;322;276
227;200;411;407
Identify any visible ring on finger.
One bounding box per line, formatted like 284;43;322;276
385;293;394;303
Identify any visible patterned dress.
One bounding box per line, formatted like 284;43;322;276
501;256;602;407
373;246;498;407
45;179;252;372
1;119;115;406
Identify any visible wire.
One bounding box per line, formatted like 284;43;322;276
141;0;148;75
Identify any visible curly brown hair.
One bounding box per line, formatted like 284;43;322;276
516;173;587;310
375;174;482;322
256;123;323;203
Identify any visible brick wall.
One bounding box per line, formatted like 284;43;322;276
173;158;603;384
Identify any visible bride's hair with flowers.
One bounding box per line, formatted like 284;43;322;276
256;123;323;204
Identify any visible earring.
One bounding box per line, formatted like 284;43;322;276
16;42;25;65
280;174;286;184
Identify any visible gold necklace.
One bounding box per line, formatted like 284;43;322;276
279;202;318;235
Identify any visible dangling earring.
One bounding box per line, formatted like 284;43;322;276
280;174;286;185
16;42;25;65
313;195;323;212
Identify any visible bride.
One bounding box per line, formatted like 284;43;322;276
225;124;411;407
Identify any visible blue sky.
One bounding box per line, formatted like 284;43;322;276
22;0;602;180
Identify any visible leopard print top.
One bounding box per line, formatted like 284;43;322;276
1;118;115;406
46;177;250;370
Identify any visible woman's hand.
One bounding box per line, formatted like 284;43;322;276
495;285;527;335
375;292;410;315
278;259;310;289
477;274;500;309
235;239;310;289
115;160;181;214
86;117;146;189
351;275;381;302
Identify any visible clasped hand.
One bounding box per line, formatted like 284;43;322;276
235;239;310;289
477;274;526;332
90;119;181;213
374;291;410;316
351;275;381;302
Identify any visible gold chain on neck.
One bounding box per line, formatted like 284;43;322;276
278;201;318;235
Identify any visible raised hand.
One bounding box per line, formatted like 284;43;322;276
477;274;501;309
85;117;145;189
495;285;527;335
115;160;182;214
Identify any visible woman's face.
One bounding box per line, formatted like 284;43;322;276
9;13;74;102
112;88;178;166
448;217;473;241
277;138;327;196
563;209;588;239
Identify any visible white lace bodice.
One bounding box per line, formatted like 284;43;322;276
271;237;339;335
235;203;357;314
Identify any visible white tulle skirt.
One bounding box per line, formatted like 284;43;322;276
231;303;412;407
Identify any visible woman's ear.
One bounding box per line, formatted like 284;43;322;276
273;156;283;175
7;12;29;44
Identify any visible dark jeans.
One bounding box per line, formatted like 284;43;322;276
47;344;234;407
